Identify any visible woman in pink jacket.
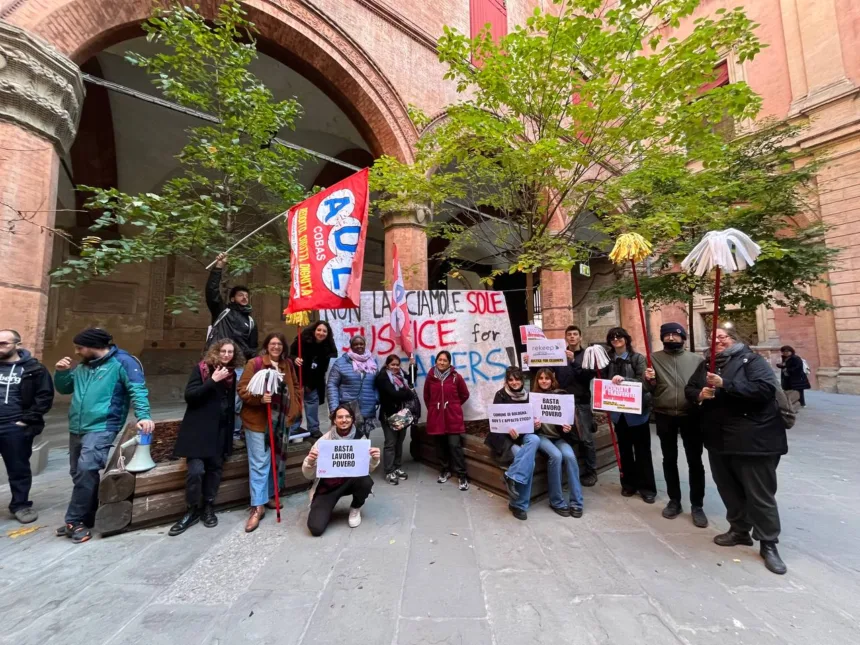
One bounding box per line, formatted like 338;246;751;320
423;350;471;491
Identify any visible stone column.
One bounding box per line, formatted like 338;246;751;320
0;21;84;356
381;209;428;290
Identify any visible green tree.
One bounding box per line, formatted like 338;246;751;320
371;0;763;320
52;0;307;312
599;122;837;350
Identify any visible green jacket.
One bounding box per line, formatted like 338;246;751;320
54;346;152;435
645;348;703;417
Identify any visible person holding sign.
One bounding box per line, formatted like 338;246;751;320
644;323;708;528
486;367;541;520
424;350;471;491
302;405;380;536
376;354;418;485
327;335;379;436
605;327;657;504
685;326;788;575
291;321;338;439
531;369;583;518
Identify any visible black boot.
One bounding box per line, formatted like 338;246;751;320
760;541;787;575
201;502;218;528
713;530;754;547
169;506;200;536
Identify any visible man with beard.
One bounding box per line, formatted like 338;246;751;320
644;323;708;528
54;328;154;543
554;325;598;486
0;330;54;524
205;253;258;360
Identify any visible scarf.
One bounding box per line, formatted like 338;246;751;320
229;302;253;315
504;384;528;402
198;360;234;387
347;351;378;374
434;366;452;381
714;342;746;369
334;424;358;441
387;369;406;391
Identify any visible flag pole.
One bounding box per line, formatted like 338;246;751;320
205;210;288;270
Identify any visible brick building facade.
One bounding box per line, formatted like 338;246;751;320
0;0;858;393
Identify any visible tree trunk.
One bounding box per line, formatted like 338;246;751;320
526;271;535;323
688;294;696;353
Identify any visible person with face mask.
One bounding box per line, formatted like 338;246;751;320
553;325;598;486
54;328;154;544
327;335;379;436
605;327;657;504
686;326;788;575
302;404;381;536
291;321;338;439
644;323;707;528
0;329;54;524
487;366;541;520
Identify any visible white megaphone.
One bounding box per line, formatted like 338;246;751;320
120;431;156;473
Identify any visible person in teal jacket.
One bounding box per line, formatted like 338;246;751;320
54;328;153;543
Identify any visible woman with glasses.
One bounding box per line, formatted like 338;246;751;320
685;326;788;575
170;339;241;536
604;327;657;504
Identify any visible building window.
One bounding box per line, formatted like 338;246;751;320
470;0;507;64
699;61;734;140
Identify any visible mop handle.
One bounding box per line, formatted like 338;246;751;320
709;267;722;373
630;260;652;368
266;399;281;523
597;368;623;477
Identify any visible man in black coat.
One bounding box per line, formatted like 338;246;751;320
0;330;54;524
553;325;598;486
205;253;258;361
686;326;788;575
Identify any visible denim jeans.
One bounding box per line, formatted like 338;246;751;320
505;433;540;511
233;367;245;440
304;388;321;432
245;429;271;506
574;404;598;473
539;436;584;510
65;431;117;526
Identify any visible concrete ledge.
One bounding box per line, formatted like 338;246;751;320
835;368;860;395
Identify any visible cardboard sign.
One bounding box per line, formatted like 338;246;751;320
530;392;575;425
314;439;371;478
519;324;546;344
322;291;517;420
592;379;643;414
526;338;567;367
488;403;535;434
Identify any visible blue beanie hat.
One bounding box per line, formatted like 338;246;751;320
660;323;687;341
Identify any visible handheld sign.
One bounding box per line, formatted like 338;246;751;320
519;324;546;344
526;339;567;367
520;352;530;371
488;403;535;434
315;439;371;478
530;392;575;425
592;379;643;415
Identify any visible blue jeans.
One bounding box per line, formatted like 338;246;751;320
233;367;244;440
505;434;540;511
539;436;584;510
65;431;117;525
304;389;320;432
245;429;271;506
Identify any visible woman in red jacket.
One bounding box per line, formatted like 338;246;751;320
423;350;471;491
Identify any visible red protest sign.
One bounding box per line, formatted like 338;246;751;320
285;168;369;313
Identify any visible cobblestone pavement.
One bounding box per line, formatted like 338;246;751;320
1;391;859;645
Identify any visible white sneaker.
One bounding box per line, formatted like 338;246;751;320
348;507;362;528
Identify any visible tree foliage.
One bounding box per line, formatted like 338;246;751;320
599;122;837;317
52;0;307;312
371;0;763;286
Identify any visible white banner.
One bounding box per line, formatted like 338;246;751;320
488;403;535;434
530;392;575;425
592;379;643;414
321;291;517;420
526;338;567;367
315;439;371;478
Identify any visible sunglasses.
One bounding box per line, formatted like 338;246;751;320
608;334;625;341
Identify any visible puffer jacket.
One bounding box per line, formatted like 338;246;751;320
778;355;811;391
326;354;379;420
685;345;787;456
646;348;703;417
54;346;151;435
423;369;469;436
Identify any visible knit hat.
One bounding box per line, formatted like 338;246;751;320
660;323;687;341
73;328;113;349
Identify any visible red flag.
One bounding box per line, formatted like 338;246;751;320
390;244;414;355
285;169;369;313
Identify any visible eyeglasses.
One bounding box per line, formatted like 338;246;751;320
715;335;731;341
0;342;18;348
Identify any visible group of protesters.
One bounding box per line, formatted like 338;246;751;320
0;254;801;574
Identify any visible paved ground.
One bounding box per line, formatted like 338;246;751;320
1;391;859;645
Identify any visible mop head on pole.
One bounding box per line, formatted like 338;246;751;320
609;233;652;264
247;367;283;396
680;228;761;276
582;344;610;371
284;309;310;326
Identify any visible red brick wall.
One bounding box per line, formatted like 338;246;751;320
772;307;820;387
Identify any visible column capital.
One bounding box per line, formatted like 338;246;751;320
380;206;429;231
0;20;85;154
